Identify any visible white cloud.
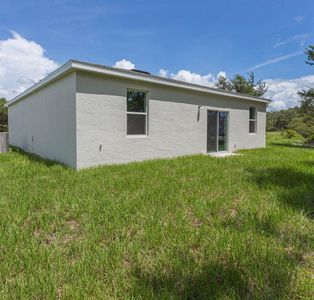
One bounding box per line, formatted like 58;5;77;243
18;76;35;85
217;71;226;79
113;59;135;70
158;68;227;87
0;31;59;100
159;68;168;77
265;75;314;111
171;70;215;86
248;51;303;71
294;16;304;23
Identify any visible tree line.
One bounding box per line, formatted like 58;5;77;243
267;46;314;143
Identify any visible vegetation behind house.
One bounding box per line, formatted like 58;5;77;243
267;46;314;143
215;72;268;97
0;98;8;132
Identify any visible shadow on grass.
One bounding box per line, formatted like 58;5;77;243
132;257;294;299
11;146;68;169
251;167;314;219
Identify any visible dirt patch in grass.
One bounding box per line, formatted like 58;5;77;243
33;219;82;246
186;207;203;228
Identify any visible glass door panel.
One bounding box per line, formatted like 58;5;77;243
218;112;228;151
207;111;217;152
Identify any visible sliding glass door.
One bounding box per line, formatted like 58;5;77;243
218;112;228;151
207;110;228;152
207;111;218;152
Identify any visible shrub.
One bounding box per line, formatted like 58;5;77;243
305;134;314;144
282;129;302;139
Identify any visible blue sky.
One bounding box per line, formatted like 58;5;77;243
0;0;314;109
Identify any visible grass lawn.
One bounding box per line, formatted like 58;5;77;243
0;132;313;299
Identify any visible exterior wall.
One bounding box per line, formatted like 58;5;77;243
8;73;77;168
76;71;267;169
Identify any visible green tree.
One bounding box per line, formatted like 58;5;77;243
215;72;267;97
298;89;314;118
265;45;314;142
215;76;233;92
298;45;314;135
266;108;298;131
305;45;314;66
0;98;8;132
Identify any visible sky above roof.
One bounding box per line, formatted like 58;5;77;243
0;0;313;110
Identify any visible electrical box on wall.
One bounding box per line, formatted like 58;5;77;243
0;132;9;153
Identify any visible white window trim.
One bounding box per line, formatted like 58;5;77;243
126;89;148;137
249;107;257;134
127;112;147;115
126;135;148;139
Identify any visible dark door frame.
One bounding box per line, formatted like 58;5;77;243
207;110;229;153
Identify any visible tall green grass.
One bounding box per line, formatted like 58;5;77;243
0;132;313;299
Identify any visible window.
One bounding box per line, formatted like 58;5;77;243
127;90;147;135
249;107;257;133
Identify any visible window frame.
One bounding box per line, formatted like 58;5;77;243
249;107;257;134
126;89;148;137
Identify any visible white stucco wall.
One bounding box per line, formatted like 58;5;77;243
76;71;266;169
8;73;77;168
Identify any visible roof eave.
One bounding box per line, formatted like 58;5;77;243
5;60;271;107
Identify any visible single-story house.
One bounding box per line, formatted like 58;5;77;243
6;60;270;169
